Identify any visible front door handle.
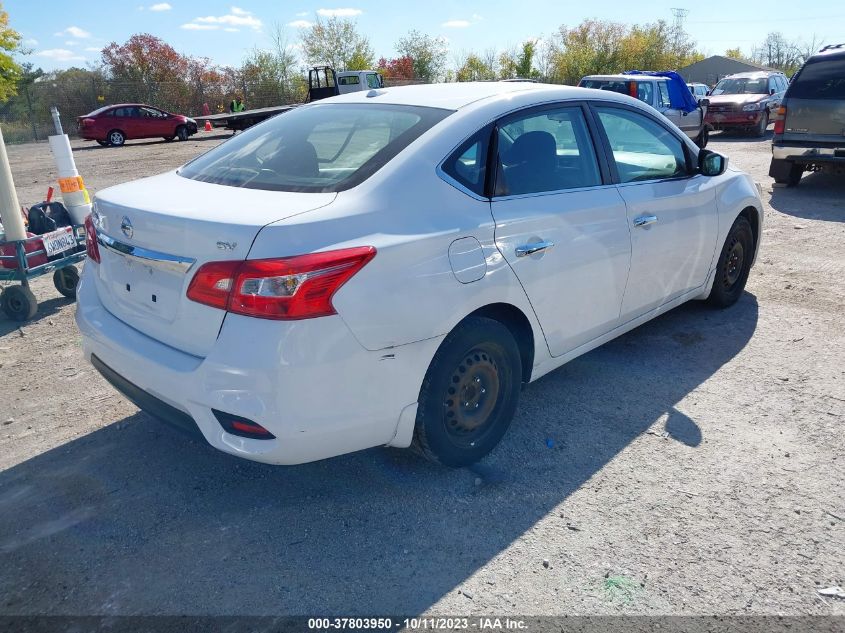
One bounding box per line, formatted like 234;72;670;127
515;241;555;257
633;215;658;228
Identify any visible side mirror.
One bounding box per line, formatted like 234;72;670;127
699;98;710;107
699;149;727;177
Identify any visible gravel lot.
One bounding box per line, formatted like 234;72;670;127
0;129;843;617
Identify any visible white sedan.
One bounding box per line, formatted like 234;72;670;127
76;82;763;467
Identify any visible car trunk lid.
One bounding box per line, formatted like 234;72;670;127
90;171;336;357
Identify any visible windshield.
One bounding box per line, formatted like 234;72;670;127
712;77;768;95
178;103;451;193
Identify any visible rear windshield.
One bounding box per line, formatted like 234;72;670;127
712;77;768;95
83;105;115;117
788;57;845;100
178;103;451;193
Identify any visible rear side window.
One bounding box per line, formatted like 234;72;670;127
179;103;451;193
788;58;845;99
338;75;360;85
495;106;601;196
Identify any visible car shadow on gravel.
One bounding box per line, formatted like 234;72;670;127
72;134;231;152
769;173;845;222
0;295;73;338
0;294;758;616
709;130;773;143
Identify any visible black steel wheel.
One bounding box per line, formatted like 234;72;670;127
1;285;38;321
708;216;754;308
53;266;80;299
412;316;522;467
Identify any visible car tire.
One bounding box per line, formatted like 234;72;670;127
695;127;709;149
53;266;80;299
708;215;754;309
781;163;803;187
107;130;125;146
1;285;38;321
755;111;769;137
412;316;522;468
96;140;109;146
163;136;175;142
176;125;189;141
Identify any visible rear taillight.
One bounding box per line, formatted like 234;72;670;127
84;214;100;263
186;246;376;320
773;106;786;135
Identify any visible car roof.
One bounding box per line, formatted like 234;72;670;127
326;81;551;109
809;43;845;60
581;74;668;82
722;71;782;79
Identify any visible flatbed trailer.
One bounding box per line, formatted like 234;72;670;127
195;104;299;132
193;67;384;133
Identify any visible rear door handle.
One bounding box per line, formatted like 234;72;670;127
515;241;555;257
633;215;658;228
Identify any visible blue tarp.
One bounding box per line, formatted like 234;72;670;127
622;70;700;113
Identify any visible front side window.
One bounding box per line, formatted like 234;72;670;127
366;73;381;89
595;106;689;183
179;103;451;193
657;82;671;108
495;106;601;196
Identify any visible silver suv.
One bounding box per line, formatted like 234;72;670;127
579;74;709;147
769;44;845;186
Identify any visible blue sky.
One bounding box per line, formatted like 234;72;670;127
6;0;843;71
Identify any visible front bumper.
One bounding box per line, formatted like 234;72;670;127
706;110;764;128
75;265;441;465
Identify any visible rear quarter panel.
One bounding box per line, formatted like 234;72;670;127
246;108;548;362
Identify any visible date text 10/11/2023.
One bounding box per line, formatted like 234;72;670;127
307;618;528;631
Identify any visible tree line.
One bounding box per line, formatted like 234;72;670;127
1;3;821;144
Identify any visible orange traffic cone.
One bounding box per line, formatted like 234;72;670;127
204;120;212;132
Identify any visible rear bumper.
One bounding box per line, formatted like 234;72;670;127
75;264;442;465
772;144;845;163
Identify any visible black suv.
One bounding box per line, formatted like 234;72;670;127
769;44;845;186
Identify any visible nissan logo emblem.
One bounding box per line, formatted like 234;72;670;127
120;216;133;239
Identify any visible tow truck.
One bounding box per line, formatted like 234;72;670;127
195;66;384;132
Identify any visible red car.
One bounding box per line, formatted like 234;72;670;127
77;104;198;147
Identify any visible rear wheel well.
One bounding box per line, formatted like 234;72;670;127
465;303;535;382
738;206;759;250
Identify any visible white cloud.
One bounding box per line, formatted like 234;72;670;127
54;26;91;39
224;27;240;32
150;3;172;10
295;11;309;16
64;40;78;46
192;8;262;29
471;13;484;21
181;23;218;30
84;46;101;52
24;38;38;46
316;8;362;17
442;19;471;28
36;48;86;62
288;19;313;28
